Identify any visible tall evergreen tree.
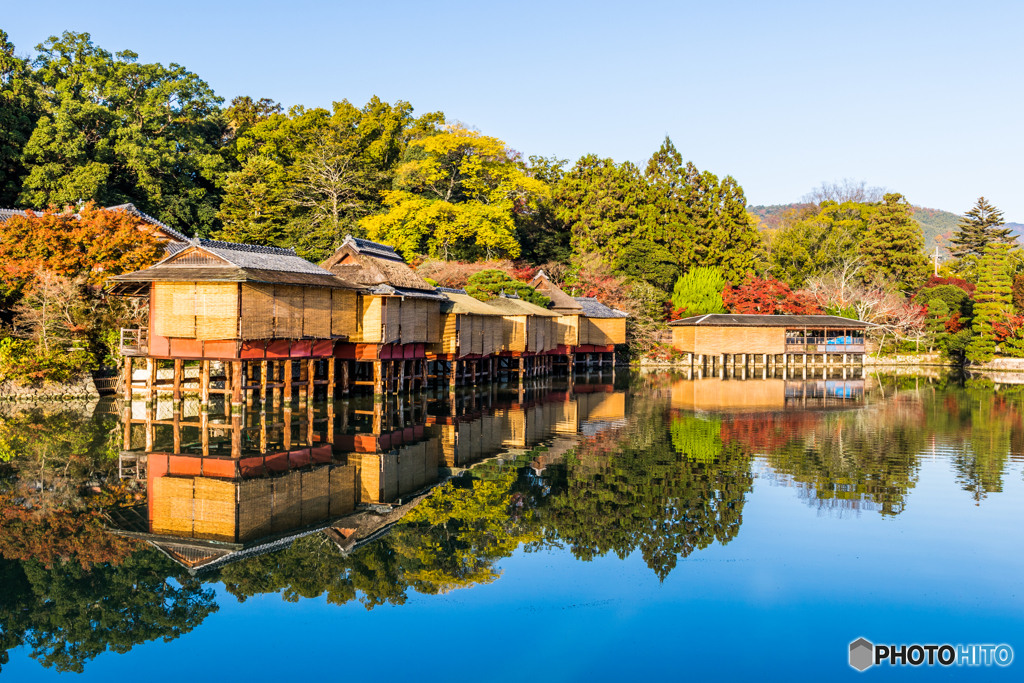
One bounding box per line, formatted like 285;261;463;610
967;242;1014;363
0;30;39;206
859;193;929;290
949;197;1012;259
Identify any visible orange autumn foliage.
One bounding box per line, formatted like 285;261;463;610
0;203;164;295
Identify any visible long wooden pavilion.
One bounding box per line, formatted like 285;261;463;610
669;314;871;376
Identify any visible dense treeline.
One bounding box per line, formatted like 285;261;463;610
3;29;1024;365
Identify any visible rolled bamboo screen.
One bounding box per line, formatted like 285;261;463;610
238;479;273;541
426;302;441;343
196;283;239;340
329;465;356;516
272;472;302;532
303;287;331;339
413;300;428;341
487;319;501;355
193;477;236;541
507;317;526;352
527;319;537;352
332;289;358;338
470;316;484;355
400;299;415;344
385;298;401;344
586;318;626;345
151;476;194;536
241;284;275;339
153;283;194;338
300;468;330;524
275;286;304;339
358;295;382;343
440;314;457;354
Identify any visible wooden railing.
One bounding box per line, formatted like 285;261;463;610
786;337;865;353
120;328;149;356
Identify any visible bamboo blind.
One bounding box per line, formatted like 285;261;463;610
504;316;526;352
486;319;501;355
153;283;197;338
151;477;194;536
385;298;401;344
400;299;415;344
303;287;332;339
557;316;579;346
470;316;484;355
238;479;273;542
527;319;537;352
193;477;236;541
272;472;302;532
332;289;358;338
426;302;441;343
413;300;428;342
439;314;457;354
358;296;382;343
585;318;626;345
301;468;331;524
241;284;275;339
274;286;304;339
329;465;356;516
196;283;239;340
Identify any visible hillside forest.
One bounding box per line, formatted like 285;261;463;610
3;29;1024;383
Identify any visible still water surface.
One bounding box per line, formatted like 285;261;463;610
1;371;1022;680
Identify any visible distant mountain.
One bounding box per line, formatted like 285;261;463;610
748;203;1023;255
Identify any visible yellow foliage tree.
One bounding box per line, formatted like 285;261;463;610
361;124;548;260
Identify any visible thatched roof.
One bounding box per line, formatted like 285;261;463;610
573;297;628;319
484;295;561;317
669;314;868;328
441;292;506;315
529;270;583;314
322;235;435;292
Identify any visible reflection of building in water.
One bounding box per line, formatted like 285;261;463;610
113;379;628;571
671;377;865;413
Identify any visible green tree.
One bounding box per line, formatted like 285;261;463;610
859;193;929;290
671;267;725;316
514;155;572;265
967;242;1014;363
555;154;646;259
464;269;550;307
18;32;225;236
0;30;39;205
768;200;875;288
925;299;949;351
215;156;291;245
949;197;1012;260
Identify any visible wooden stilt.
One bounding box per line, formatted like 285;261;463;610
341;359;350;395
284;360;293;403
172;359;182;404
328;358;336;398
200;360;211;405
246;362;254;406
307;358;316;402
231;360;243;410
373;360;384;396
260;360;268;404
145;358;156;400
200;409;209;457
123;356;133;401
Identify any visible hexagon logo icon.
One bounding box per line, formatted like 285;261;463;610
849;638;874;671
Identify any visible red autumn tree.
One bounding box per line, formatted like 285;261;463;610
723;276;822;315
0;203;163;297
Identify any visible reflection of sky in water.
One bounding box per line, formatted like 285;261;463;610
3;374;1023;681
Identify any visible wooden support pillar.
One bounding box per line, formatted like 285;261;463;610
449;360;457;389
284;360;293;403
145;358;156;401
260;411;267;453
122;406;132;450
307;358;316;402
172;359;182;404
282;406;291;450
200;410;209;457
200;360;211;405
246;362;254;406
328;358;336;398
341;359;350;395
123;356;133;401
173;410;181;454
373;360;384;396
231;415;242;458
518;356;525;383
397;359;405;393
260;361;268;404
231;360;243;411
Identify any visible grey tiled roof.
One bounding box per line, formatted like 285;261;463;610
105;203;188;242
573;297;629;318
342;234;403;262
0;208;27;223
668;314;869;327
436;286;467;294
175;239;329;275
368;284;447;300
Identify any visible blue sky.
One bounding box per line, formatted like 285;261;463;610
3;0;1022;219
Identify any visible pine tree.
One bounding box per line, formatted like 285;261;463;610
967;242;1013;363
859;193;929;290
671;267;725;316
949;197;1012;259
925;299;949;351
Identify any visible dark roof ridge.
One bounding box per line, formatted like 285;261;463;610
194;237;297;256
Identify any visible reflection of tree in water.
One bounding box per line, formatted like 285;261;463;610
539;400;753;580
0;548;217;674
947;379;1022;502
219;472;541;608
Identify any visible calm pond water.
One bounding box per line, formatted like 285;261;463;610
1;370;1022;680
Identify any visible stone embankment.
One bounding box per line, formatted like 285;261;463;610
0;375;100;401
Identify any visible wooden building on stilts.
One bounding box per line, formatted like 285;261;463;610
109;237;362;410
429;288;507;388
322;235;446;395
529;270;628;370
